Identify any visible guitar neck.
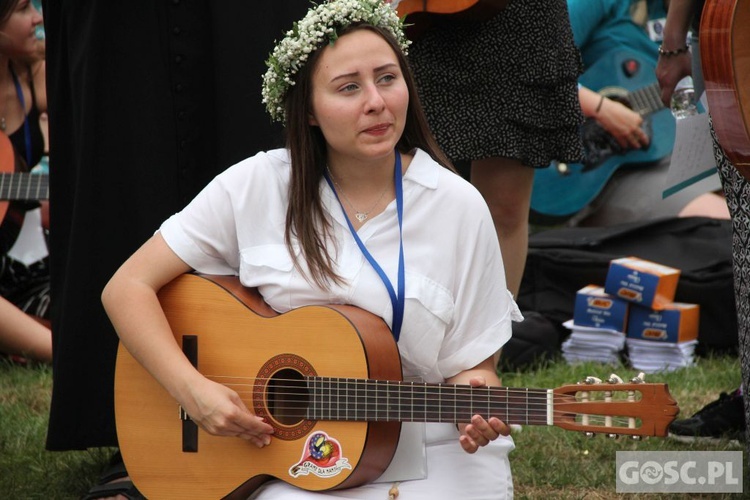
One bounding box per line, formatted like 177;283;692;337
306;378;552;425
629;82;665;116
0;172;49;201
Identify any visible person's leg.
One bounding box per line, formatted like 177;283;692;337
677;191;730;219
0;295;51;363
470;157;534;298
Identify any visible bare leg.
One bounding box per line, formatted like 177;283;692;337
0;296;52;363
470;157;534;297
678;192;730;219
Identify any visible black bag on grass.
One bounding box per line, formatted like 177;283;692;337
505;217;737;371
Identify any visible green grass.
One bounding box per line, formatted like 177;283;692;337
0;355;746;498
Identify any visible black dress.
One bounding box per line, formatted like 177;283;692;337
407;0;584;167
42;0;311;451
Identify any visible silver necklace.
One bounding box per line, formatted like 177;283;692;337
327;166;390;222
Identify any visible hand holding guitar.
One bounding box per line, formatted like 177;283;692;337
457;375;511;454
447;358;511;454
579;85;650;149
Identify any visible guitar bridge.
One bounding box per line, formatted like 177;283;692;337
181;335;199;452
179;405;191;421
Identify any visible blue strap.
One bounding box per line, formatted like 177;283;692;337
10;66;32;168
324;151;405;341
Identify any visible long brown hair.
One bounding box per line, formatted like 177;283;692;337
0;0;16;27
283;23;453;288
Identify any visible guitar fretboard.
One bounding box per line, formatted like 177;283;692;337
630;82;666;116
0;172;49;201
306;377;552;425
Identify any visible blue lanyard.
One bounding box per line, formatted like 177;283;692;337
324;151;405;341
10;66;32;168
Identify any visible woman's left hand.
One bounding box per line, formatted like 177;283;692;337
457;376;511;454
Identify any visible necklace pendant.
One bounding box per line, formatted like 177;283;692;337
355;212;368;222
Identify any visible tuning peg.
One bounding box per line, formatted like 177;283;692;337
580;376;602;385
630;372;646;384
607;433;618;439
630;435;642;441
584;431;596;438
608;374;623;384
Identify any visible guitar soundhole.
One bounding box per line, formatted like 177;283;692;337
255;353;317;440
268;368;309;425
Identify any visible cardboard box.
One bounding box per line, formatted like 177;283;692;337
573;285;629;332
604;256;680;310
626;302;700;343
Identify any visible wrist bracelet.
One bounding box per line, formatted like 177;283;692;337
658;44;689;57
595;95;605;114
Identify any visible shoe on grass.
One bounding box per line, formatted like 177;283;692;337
668;389;745;446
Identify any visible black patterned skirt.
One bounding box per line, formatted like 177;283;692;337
408;0;584;167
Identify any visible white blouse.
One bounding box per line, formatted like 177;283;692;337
159;147;521;383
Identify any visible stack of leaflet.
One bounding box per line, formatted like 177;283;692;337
561;258;700;372
626;338;697;372
624;302;699;373
561;285;628;365
561;319;625;365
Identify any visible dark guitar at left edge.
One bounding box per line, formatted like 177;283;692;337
115;273;679;499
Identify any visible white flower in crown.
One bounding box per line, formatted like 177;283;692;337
262;0;410;123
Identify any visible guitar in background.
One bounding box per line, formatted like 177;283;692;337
530;50;676;224
392;0;509;39
701;0;750;180
0;131;49;233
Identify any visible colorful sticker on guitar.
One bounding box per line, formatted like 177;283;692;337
289;431;352;479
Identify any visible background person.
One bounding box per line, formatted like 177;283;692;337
403;0;584;297
41;0;311;497
559;0;727;227
0;0;50;364
655;0;745;447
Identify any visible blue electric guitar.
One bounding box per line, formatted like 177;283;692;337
530;50;675;224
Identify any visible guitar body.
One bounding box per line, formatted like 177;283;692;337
530;50;675;223
115;274;402;499
395;0;509;39
396;0;508;17
701;0;750;180
0;133;18;225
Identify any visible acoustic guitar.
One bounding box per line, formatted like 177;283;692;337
115;273;679;499
530;49;675;224
394;0;510;39
701;0;750;180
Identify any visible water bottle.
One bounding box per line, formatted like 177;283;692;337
670;76;698;119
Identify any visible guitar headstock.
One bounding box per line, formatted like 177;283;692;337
552;373;679;438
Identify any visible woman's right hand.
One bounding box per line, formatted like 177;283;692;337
182;375;275;448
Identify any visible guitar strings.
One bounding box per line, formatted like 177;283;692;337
206;375;647;402
194;375;648;429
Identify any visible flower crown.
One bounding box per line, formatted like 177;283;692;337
262;0;410;123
